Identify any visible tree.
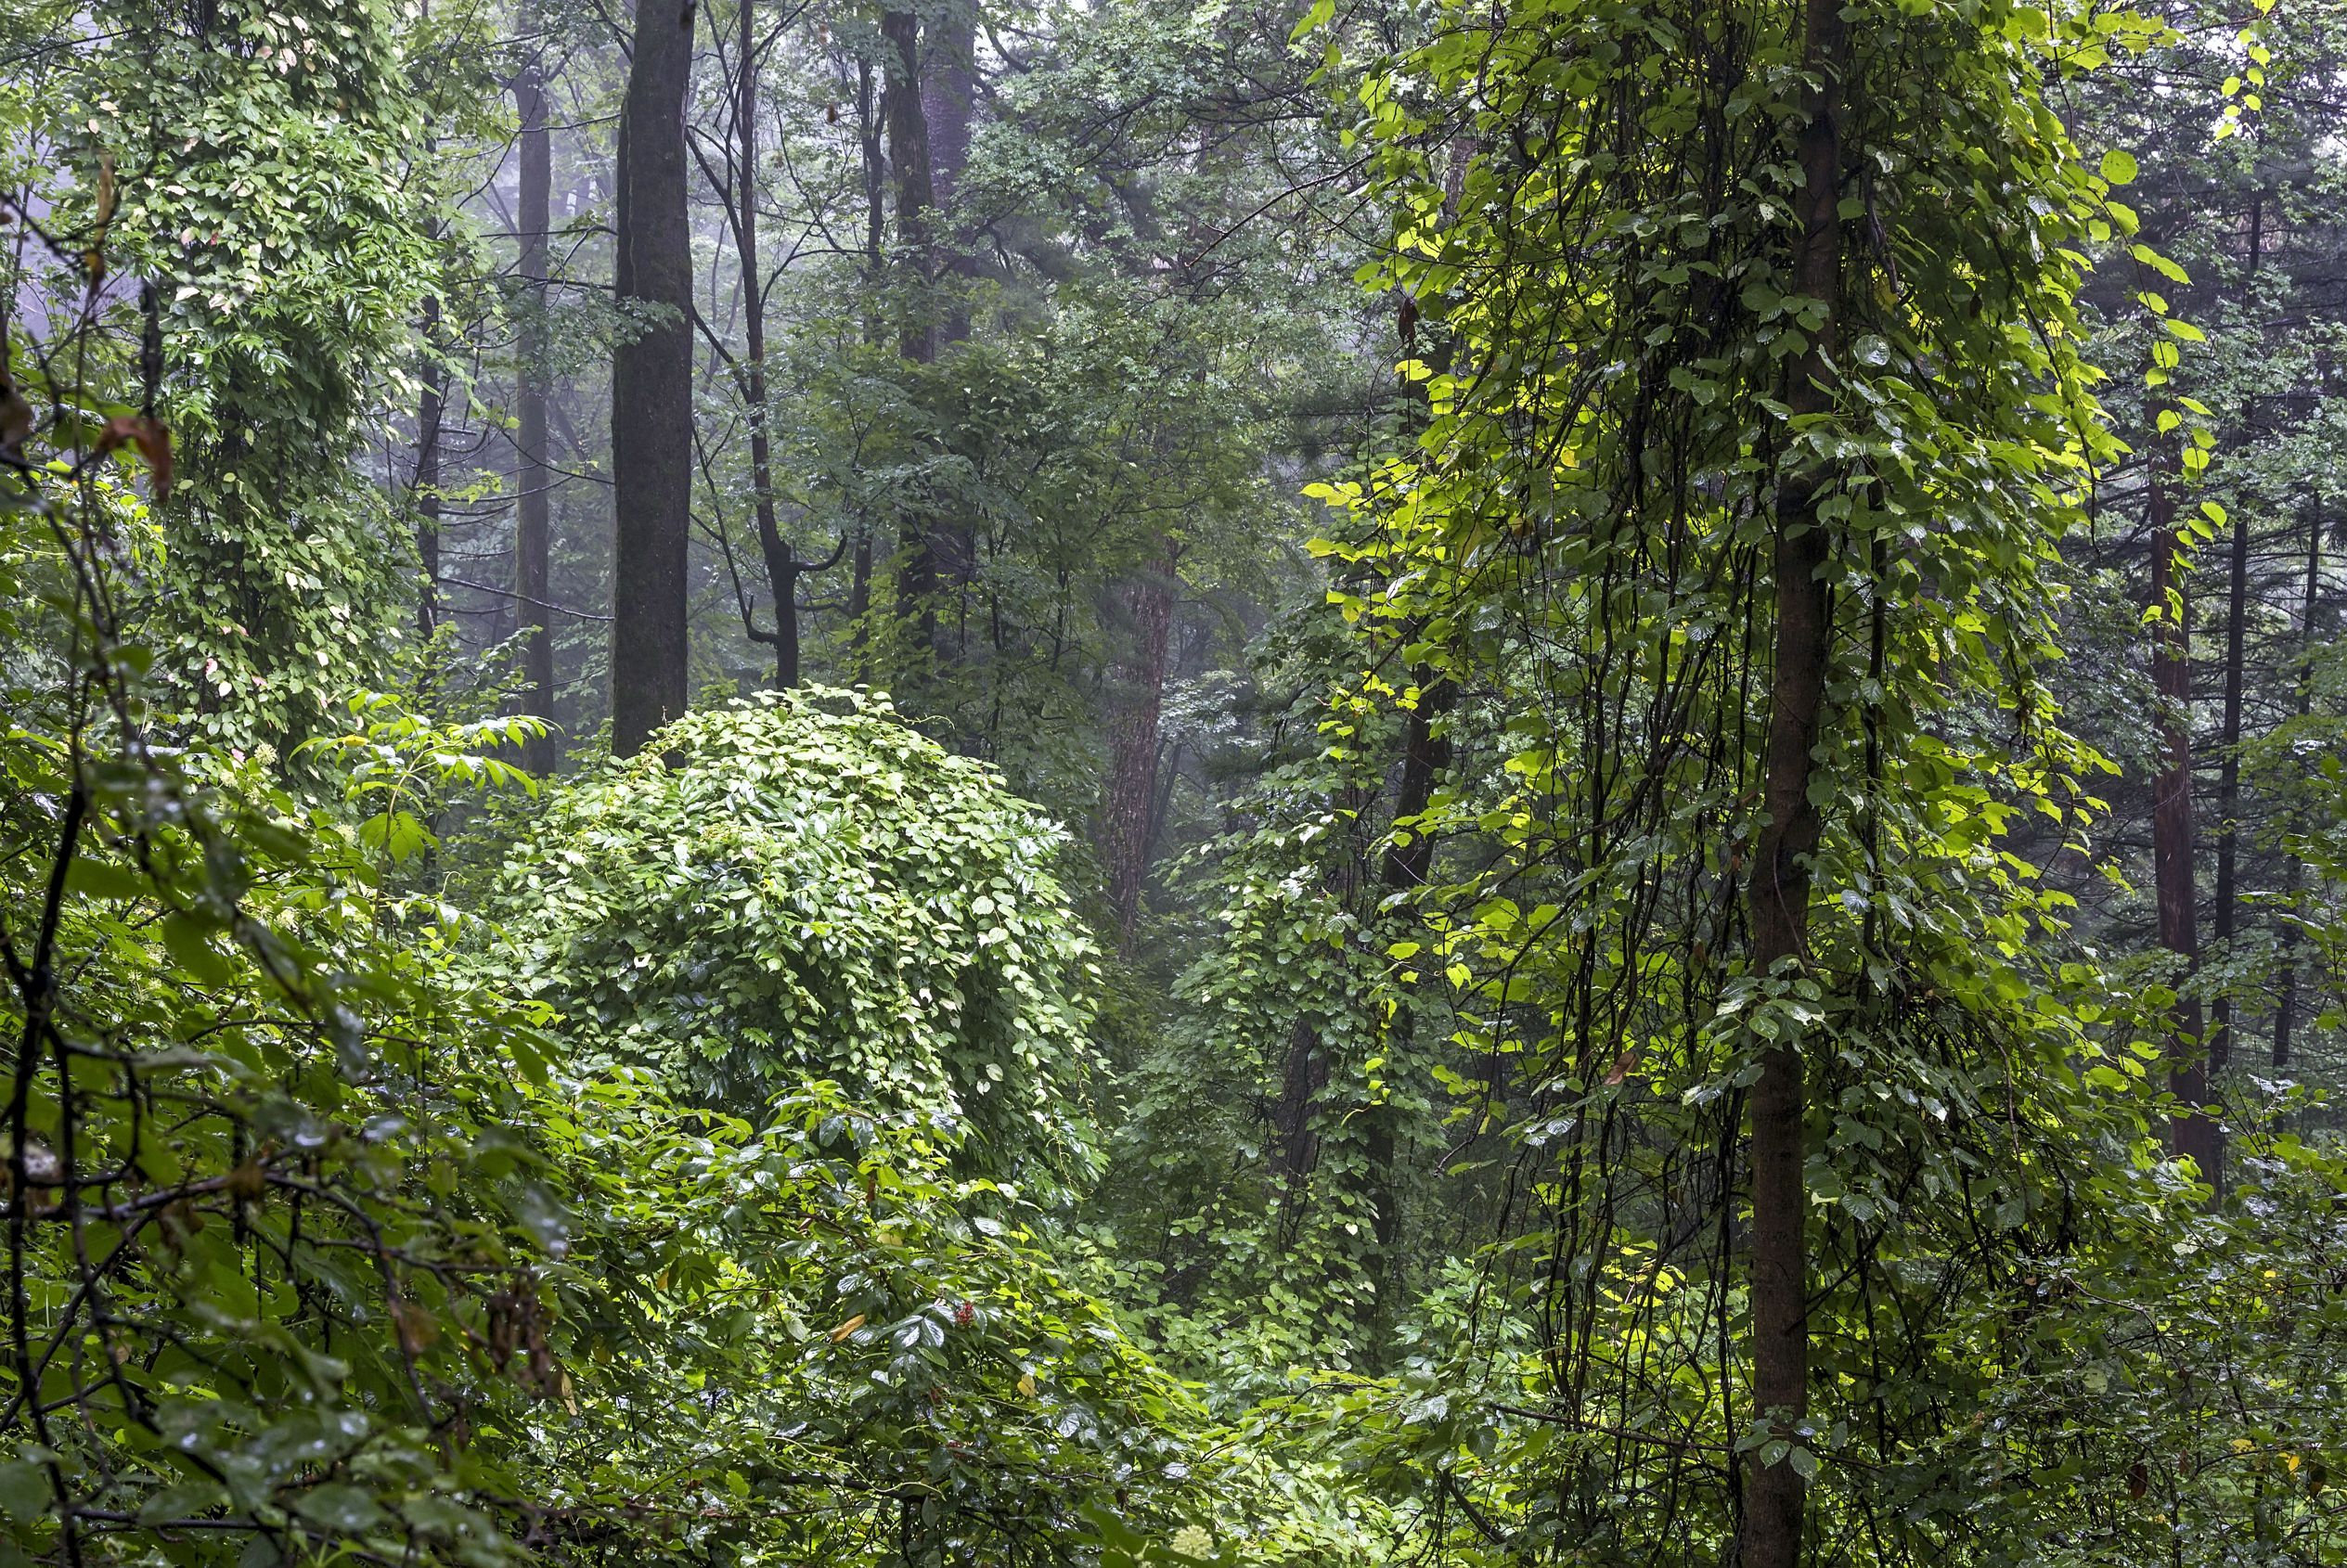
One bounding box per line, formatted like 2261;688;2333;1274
1319;0;2149;1554
2148;432;2216;1172
695;0;843;689
1740;4;1847;1554
1102;541;1181;941
515;36;558;771
611;0;698;756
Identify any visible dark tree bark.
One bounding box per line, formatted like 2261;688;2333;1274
1268;1016;1329;1239
611;0;698;757
1742;3;1845;1562
514;51;556;773
2148;439;2217;1176
1102;545;1180;943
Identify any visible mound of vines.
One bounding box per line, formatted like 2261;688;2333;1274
478;690;1100;1186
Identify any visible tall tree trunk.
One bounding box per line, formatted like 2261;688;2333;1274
881;6;937;653
1742;3;1845;1562
847;55;883;677
415;289;445;640
2149;439;2216;1175
1365;663;1453;1348
1102;545;1180;943
515;49;556;773
1268;1016;1329;1240
729;0;804;688
2275;507;2321;1071
1353;135;1472;1356
921;1;976;327
922;1;979;631
611;0;698;757
2210;189;2263;1076
2209;470;2250;1077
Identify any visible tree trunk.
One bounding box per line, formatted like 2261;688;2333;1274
1102;546;1180;943
1364;667;1452;1347
847;55;883;678
2210;189;2263;1076
922;1;976;317
414;291;445;640
1268;1016;1329;1240
2149;439;2216;1176
1353;138;1471;1356
729;0;804;688
2275;507;2321;1071
881;6;937;653
611;0;698;757
1742;3;1845;1562
922;1;979;627
515;51;556;773
2209;470;2249;1077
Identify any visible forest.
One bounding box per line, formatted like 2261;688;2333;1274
0;0;2343;1562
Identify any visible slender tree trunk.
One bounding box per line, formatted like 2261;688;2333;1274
860;57;885;279
2210;190;2263;1075
2149;439;2216;1175
881;7;937;653
729;0;802;688
1352;135;1472;1358
1364;665;1452;1346
922;0;979;626
2275;507;2321;1071
1743;4;1845;1562
515;50;556;773
415;291;445;640
1102;545;1180;942
611;0;698;757
2209;470;2250;1076
847;56;883;677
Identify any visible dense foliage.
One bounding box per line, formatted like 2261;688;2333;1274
478;690;1100;1179
8;0;2347;1564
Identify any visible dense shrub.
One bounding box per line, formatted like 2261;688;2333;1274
480;690;1102;1189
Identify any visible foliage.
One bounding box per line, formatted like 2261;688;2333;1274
1266;0;2245;1559
0;469;1362;1568
42;0;495;743
476;689;1103;1188
20;1;2347;1566
1094;606;1420;1376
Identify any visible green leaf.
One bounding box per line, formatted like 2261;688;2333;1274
65;858;147;900
161;913;236;988
295;1483;388;1535
0;1462;46;1523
